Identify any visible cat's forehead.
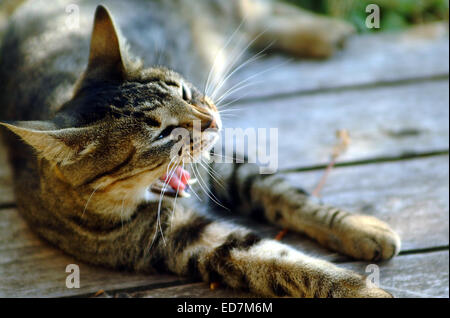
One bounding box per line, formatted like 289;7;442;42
112;82;170;106
137;67;184;82
56;81;173;127
55;67;196;128
55;70;192;126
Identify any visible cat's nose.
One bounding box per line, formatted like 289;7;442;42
190;102;220;131
201;117;217;131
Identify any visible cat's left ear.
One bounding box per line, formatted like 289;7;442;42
82;5;126;84
0;121;96;165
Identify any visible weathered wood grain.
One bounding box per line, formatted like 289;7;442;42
341;251;449;298
0;209;186;297
212;155;449;261
125;282;254;298
227;23;449;101
281;155;449;252
113;251;449;298
0;139;13;206
218;80;449;170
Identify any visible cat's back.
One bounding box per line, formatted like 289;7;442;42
1;0;91;121
0;0;233;122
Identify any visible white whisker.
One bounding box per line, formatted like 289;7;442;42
204;17;247;97
188;154;229;211
150;156;179;249
199;158;226;190
215;80;264;105
209;152;237;161
215;58;291;104
216;94;252;109
210;39;275;101
210;50;265;101
82;183;102;217
120;195;126;230
169;159;184;229
184;165;203;201
209;28;265;93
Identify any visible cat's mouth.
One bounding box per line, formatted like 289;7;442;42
150;166;196;198
149;107;221;198
150;127;220;198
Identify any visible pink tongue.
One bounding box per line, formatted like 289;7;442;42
160;167;191;191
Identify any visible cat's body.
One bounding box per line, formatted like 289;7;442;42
0;0;400;297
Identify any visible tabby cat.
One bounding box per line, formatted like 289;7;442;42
0;0;400;297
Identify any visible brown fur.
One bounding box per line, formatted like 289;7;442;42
0;0;398;297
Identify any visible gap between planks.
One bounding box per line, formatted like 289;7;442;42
227;73;449;106
280;149;449;174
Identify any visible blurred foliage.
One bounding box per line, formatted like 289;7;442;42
282;0;449;32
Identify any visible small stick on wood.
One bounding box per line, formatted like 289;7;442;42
274;228;289;241
312;129;351;197
274;129;351;241
93;289;105;297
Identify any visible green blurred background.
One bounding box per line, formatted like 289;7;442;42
283;0;449;32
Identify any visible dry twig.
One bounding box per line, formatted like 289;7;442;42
274;129;351;241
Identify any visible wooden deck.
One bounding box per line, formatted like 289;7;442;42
0;24;448;298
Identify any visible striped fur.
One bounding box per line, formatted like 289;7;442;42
0;0;398;298
210;161;400;262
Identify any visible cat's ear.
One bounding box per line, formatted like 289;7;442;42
0;121;96;165
83;5;125;83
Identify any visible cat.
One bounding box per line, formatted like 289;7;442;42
0;0;400;297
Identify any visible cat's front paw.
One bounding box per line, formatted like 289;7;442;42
329;269;393;298
354;287;394;298
302;265;394;298
332;214;401;261
340;282;394;298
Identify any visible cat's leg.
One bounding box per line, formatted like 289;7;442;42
209;162;401;262
61;198;390;297
237;0;355;58
154;201;392;297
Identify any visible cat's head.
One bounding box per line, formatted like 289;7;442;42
1;6;221;212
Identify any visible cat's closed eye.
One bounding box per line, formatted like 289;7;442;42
165;81;191;102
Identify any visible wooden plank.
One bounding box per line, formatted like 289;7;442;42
218;80;449;170
281;155;449;252
218;155;448;260
110;251;449;298
341;251;449;298
0;139;13;206
120;282;253;298
0;209;186;297
227;23;449;101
